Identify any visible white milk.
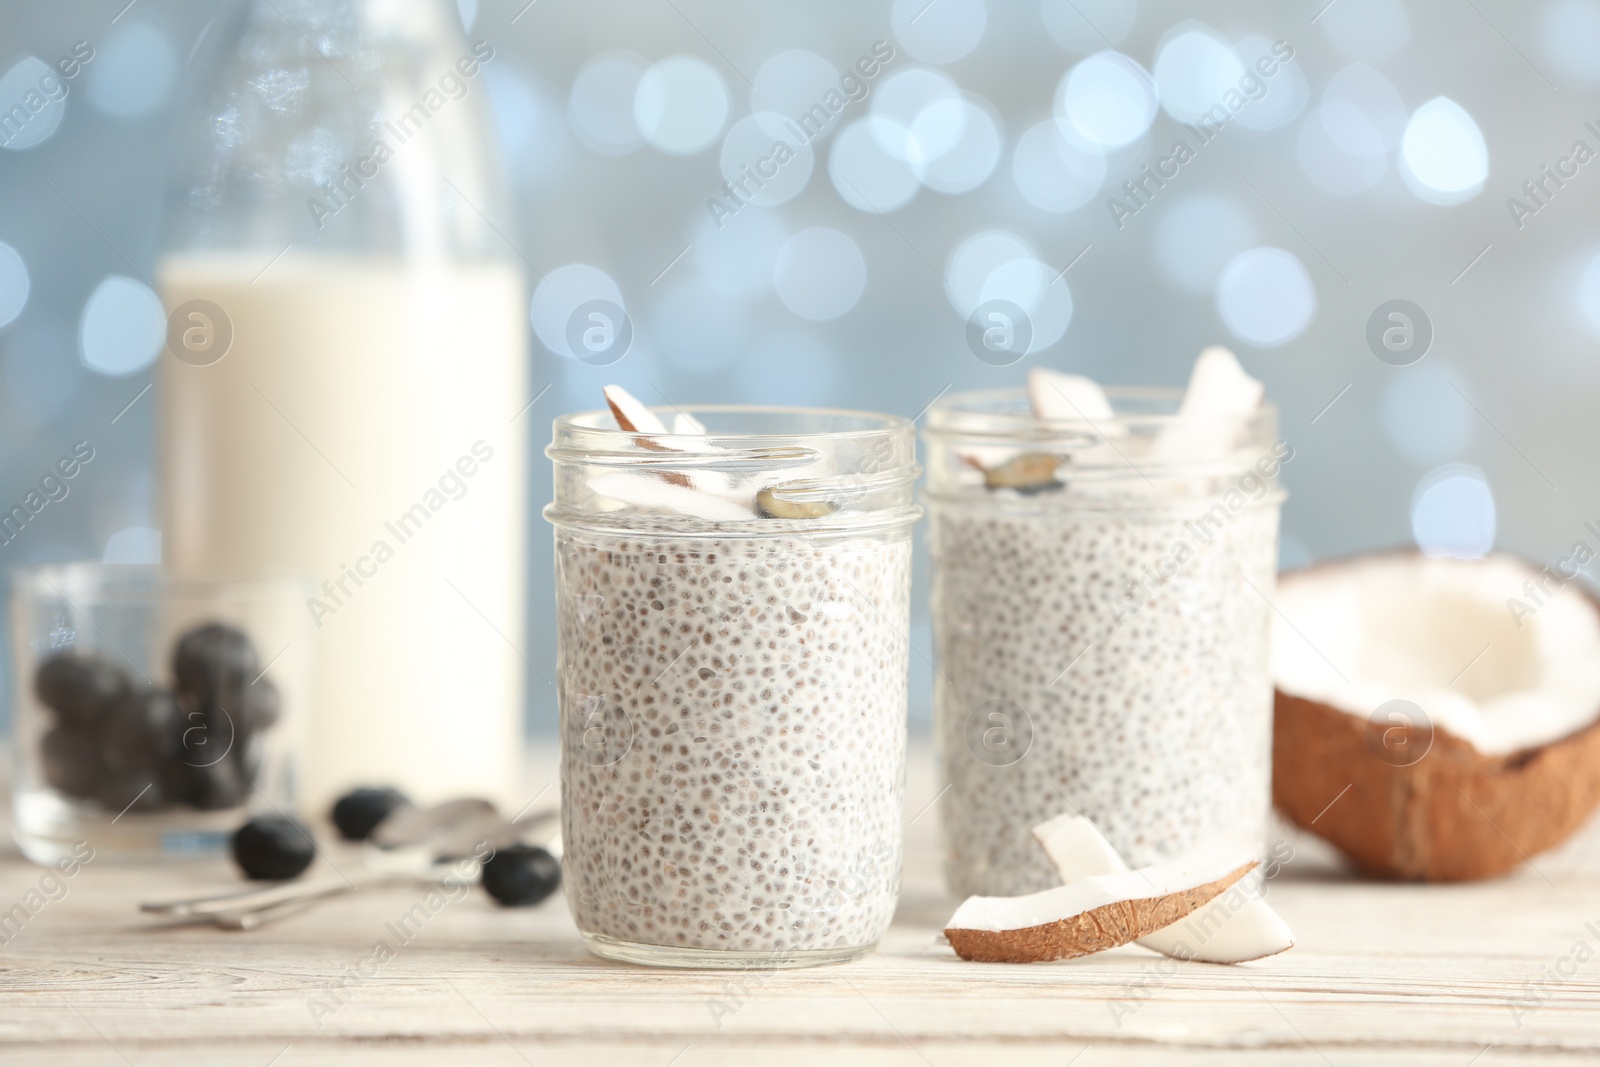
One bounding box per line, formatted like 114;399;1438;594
157;253;528;812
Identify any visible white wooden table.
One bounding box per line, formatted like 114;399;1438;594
3;743;1599;1066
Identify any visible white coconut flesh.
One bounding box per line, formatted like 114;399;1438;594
969;353;1265;492
1150;345;1264;462
1027;367;1119;429
595;385;827;521
1273;553;1600;756
1031;813;1294;964
945;832;1259;934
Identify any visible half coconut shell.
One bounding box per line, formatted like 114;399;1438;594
1272;551;1600;882
1275;691;1600;881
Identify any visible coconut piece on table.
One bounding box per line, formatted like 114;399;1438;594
1151;346;1264;462
1272;551;1600;881
1031;813;1293;964
943;834;1259;963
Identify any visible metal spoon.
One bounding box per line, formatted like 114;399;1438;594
140;800;560;927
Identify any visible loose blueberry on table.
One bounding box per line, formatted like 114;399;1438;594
330;786;412;841
231;815;316;880
481;844;562;907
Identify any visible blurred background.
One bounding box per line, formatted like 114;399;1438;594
0;0;1596;735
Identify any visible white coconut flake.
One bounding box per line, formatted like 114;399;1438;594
589;471;754;522
1151;346;1264;461
1273;553;1600;755
946;833;1259;934
603;384;667;435
1032;813;1294;964
1028;367;1117;425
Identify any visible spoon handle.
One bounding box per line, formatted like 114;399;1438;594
140;873;382;917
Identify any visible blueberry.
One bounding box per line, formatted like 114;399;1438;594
231;815;315;880
171;756;248;811
96;771;163;813
100;688;178;774
171;698;238;776
40;727;103;798
330;786;411;841
172;622;260;710
238;677;281;735
480;844;561;907
35;651;130;729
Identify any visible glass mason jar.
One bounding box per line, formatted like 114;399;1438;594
156;0;527;811
546;406;921;968
924;387;1286;897
11;564;309;863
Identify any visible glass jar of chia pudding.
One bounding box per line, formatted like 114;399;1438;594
924;387;1287;897
545;405;920;968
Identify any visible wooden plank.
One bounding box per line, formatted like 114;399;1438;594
0;743;1597;1065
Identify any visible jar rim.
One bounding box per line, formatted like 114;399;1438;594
552;404;911;445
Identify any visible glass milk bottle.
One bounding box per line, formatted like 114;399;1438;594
156;0;527;811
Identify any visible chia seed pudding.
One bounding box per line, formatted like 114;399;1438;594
925;385;1284;898
546;400;920;968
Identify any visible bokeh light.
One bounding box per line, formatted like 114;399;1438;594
1578;248;1600;335
0;241;30;328
945;229;1037;314
1400;97;1488;205
752;51;839;130
774;227;868;321
873;67;962;161
1056;51;1158;149
634;55;729;155
1541;0;1600;86
830;117;920;212
1230;34;1307;131
1317;0;1411;62
1154;193;1257;294
0;57;68;150
79;275;163;376
719;112;813;206
1322;63;1405;157
1153;26;1244;125
1012;119;1105;212
1411;464;1496;559
1382;363;1472;463
944;229;1071;351
85;23;175;118
1041;0;1138;53
568;53;647;155
981;257;1073;352
530;264;626;358
913;96;1001;193
1215;247;1315;346
1295;63;1406;196
1298;108;1386;194
892;0;987;65
484;66;567;180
